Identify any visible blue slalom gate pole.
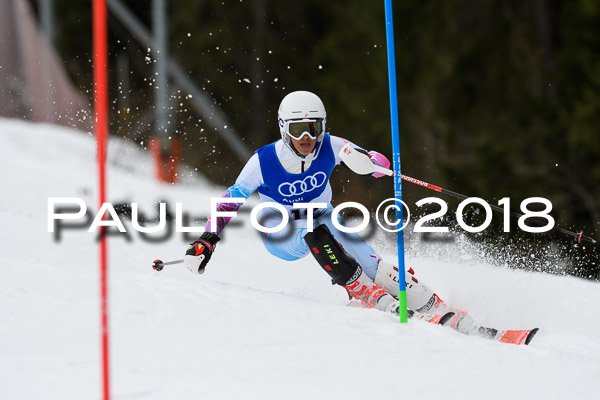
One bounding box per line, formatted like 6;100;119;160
384;0;408;323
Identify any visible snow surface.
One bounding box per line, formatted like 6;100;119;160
1;118;599;400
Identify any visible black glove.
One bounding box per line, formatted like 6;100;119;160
184;232;220;274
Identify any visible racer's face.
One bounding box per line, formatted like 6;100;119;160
291;135;317;156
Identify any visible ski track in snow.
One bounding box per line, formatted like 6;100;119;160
1;119;599;400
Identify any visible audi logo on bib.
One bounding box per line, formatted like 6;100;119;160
278;172;327;197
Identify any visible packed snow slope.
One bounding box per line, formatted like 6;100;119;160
1;118;599;400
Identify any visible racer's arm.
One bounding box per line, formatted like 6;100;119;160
205;153;263;235
330;135;390;178
185;154;263;274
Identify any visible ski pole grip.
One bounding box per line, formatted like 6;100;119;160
373;165;393;176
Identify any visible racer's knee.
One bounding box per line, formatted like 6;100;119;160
262;231;309;261
304;224;361;285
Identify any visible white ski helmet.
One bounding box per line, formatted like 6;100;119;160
277;91;327;150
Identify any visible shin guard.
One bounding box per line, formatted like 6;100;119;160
305;225;397;313
305;224;361;286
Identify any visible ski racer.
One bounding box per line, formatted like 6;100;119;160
184;91;451;320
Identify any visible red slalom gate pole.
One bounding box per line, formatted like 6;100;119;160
93;0;110;399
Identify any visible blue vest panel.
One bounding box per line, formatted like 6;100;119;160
256;134;335;205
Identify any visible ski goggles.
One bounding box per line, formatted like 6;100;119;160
280;118;325;140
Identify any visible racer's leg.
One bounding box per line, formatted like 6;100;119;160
304;224;398;313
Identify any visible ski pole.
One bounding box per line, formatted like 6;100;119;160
152;259;184;271
400;174;596;244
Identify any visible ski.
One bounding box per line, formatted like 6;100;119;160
348;301;539;345
349;300;456;326
428;310;539;345
412;310;456;326
487;327;539;345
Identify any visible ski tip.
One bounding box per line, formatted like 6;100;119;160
525;328;539;345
